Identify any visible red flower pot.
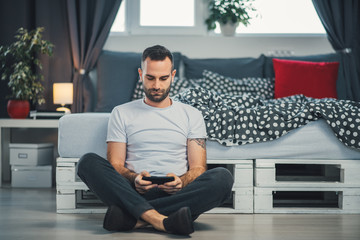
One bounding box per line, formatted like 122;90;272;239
7;100;30;119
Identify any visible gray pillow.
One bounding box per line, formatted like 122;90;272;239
95;51;140;112
95;51;182;112
183;54;266;79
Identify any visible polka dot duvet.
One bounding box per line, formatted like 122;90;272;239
174;87;360;150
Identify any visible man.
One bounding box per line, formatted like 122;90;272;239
77;45;233;235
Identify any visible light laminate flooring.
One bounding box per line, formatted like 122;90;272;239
0;187;360;240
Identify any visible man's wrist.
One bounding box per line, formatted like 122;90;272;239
179;176;187;188
133;174;140;185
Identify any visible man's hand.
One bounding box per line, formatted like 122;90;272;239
158;173;183;194
134;171;158;194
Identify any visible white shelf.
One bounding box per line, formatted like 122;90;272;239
0;119;59;128
0;118;59;187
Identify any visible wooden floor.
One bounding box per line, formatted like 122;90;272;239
0;187;360;240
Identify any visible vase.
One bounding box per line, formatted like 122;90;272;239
220;22;239;37
7;100;30;119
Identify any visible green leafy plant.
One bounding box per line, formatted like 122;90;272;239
0;27;54;105
205;0;256;31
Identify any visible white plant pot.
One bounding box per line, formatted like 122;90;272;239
220;22;239;37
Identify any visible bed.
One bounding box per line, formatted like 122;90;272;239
56;50;360;214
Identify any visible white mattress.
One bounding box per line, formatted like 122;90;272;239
207;119;360;160
59;113;360;160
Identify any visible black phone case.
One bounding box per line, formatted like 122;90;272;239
142;176;175;184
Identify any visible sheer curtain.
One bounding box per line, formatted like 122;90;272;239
312;0;360;101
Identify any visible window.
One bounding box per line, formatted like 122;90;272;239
111;0;325;35
215;0;326;34
110;0;126;32
139;0;194;27
111;0;204;35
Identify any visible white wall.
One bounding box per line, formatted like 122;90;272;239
104;34;334;58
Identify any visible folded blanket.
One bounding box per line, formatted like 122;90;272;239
174;87;360;150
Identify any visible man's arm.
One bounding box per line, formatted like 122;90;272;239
180;138;207;187
159;138;207;194
107;142;156;194
107;142;137;183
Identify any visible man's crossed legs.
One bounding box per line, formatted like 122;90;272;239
77;153;234;235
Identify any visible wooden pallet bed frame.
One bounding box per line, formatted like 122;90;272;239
56;157;360;214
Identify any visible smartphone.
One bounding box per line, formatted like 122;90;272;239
142;176;175;184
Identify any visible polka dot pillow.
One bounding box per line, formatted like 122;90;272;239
191;70;274;99
132;77;191;100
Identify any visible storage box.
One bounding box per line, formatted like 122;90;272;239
10;143;54;166
11;165;52;188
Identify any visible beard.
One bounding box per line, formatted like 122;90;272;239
143;82;172;103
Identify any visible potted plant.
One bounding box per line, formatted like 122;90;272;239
205;0;256;36
0;27;54;118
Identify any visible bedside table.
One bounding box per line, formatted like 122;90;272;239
0;119;59;187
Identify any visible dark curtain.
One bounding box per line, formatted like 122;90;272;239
312;0;360;101
66;0;122;113
36;0;73;112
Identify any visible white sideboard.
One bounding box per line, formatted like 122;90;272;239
0;119;59;187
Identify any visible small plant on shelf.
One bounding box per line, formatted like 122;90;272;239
0;27;54;118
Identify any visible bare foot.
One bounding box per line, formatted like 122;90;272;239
134;219;149;229
140;209;167;232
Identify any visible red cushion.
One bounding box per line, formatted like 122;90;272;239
272;58;339;99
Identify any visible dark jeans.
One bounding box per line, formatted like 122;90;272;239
77;153;234;220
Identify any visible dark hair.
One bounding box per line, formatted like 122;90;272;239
142;45;174;70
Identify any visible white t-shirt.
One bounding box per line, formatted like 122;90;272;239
107;99;207;176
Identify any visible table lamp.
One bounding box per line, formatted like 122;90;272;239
53;83;73;113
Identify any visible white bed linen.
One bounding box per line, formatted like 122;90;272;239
59;114;360;160
207;119;360;160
